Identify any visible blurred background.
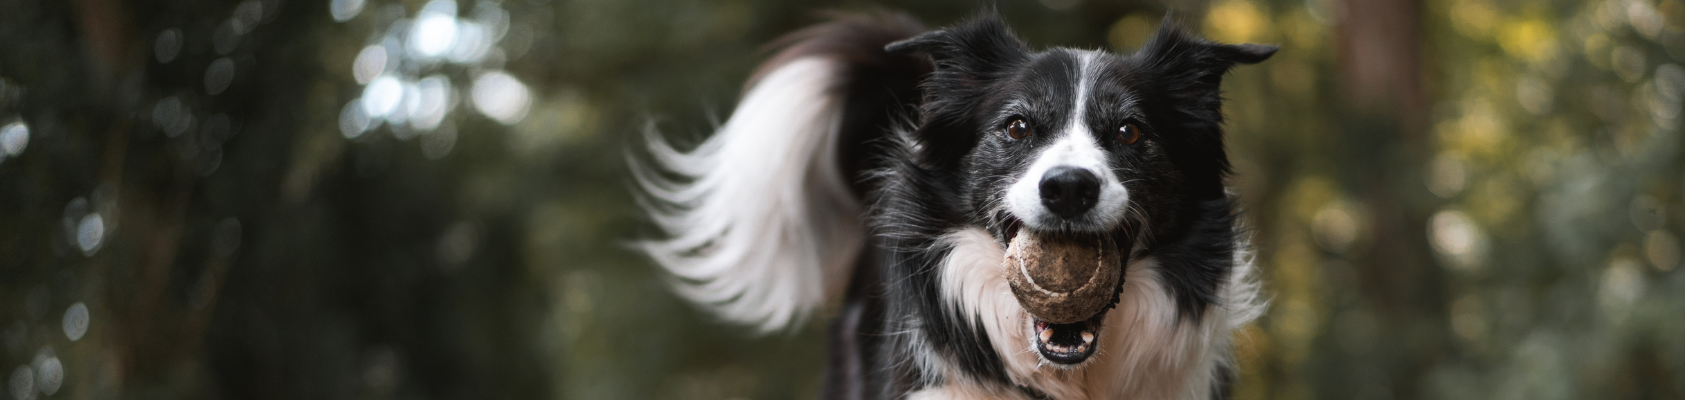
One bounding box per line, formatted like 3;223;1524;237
0;0;1682;398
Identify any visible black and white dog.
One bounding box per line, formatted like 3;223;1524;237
634;11;1275;399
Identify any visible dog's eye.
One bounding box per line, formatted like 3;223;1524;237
1005;118;1031;140
1117;123;1141;145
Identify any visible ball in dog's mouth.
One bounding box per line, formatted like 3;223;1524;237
1004;229;1124;364
1004;229;1124;323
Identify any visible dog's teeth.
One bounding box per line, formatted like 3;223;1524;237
1039;328;1053;342
1081;331;1094;343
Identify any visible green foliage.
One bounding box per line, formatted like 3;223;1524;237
0;0;1681;399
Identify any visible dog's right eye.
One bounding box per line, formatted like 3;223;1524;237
1005;118;1031;140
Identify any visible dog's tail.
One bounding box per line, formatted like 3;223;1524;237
632;12;928;332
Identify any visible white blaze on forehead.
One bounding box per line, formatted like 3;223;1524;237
1004;51;1129;232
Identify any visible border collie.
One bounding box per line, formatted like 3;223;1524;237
633;11;1276;399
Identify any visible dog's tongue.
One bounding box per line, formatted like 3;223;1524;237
1004;229;1124;324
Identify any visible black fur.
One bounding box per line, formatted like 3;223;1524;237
711;11;1273;399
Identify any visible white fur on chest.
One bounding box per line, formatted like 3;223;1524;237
923;228;1261;400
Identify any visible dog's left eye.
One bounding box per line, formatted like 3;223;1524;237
1116;123;1141;145
1005;118;1031;140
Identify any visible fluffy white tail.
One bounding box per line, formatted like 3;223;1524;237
633;57;864;332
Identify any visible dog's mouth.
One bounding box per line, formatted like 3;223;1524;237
1003;227;1127;366
1032;312;1105;364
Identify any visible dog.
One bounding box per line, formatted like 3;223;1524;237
633;10;1276;399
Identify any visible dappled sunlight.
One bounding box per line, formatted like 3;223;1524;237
1216;0;1685;398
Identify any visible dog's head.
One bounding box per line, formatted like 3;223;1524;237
888;15;1274;366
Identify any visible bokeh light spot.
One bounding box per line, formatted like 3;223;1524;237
205;58;237;95
1430;209;1487;271
362;76;405;118
469;1;509;40
330;0;365;22
409;0;459;59
153;96;193;137
231;0;265;34
62;303;89;342
410;75;452;130
31;349;61;396
76;213;105;256
1107;14;1154;50
1598;259;1645;317
1206;0;1264;44
336;0;522;146
1312;200;1362;254
353;45;387;84
387;80;420;132
1;121;28;158
470;71;530;125
154;29;182;63
1497;19;1556;65
8;365;33;400
446;21;492;63
1629;0;1664;39
340;99;373;139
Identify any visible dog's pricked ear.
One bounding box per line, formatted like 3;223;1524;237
1138;21;1277;89
885;14;1029;86
1219;43;1279;65
1134;20;1276;195
885;14;1029;168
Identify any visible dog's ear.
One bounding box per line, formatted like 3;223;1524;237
885;14;1029;167
886;13;1029;90
1135;19;1276;194
1137;19;1277;99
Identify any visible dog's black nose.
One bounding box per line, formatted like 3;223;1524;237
1039;166;1101;219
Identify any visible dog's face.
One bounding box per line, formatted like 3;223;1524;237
973;48;1181;365
889;18;1274;366
981;49;1170;236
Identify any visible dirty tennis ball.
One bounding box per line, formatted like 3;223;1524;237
1004;230;1124;324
